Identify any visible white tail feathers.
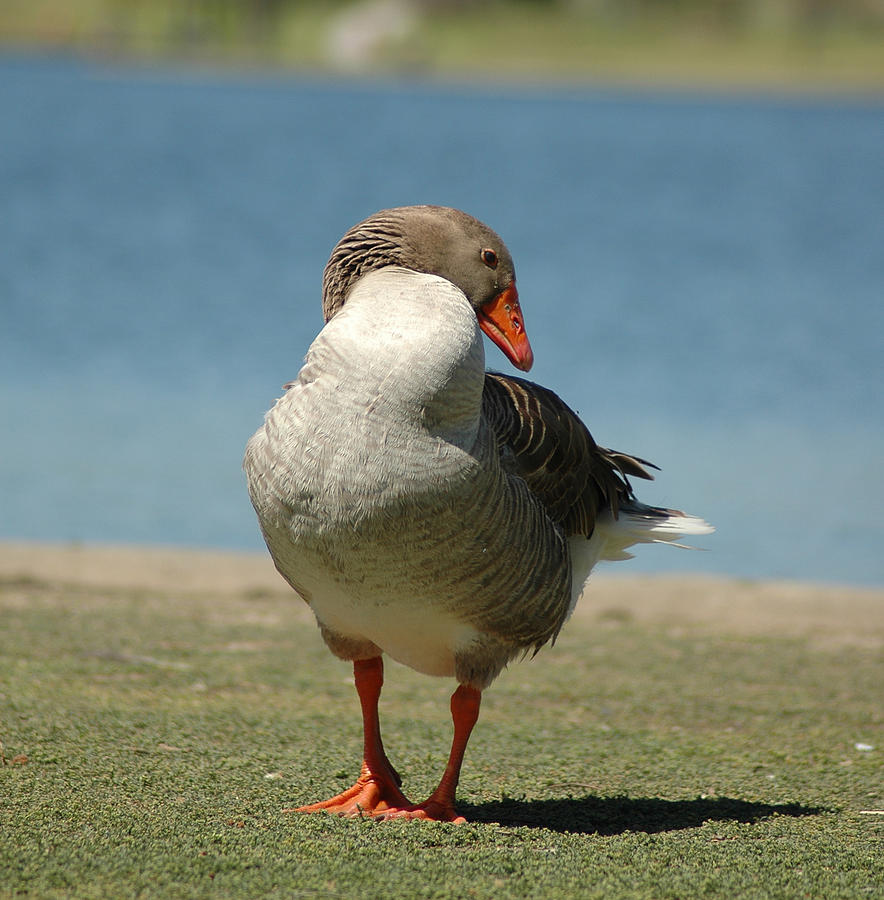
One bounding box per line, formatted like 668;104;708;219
597;504;715;562
566;504;714;617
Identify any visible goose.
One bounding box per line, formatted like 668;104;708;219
244;205;712;823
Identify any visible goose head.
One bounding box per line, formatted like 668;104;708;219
321;205;534;371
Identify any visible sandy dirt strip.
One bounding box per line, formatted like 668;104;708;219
0;541;880;648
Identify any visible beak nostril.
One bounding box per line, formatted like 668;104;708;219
477;282;532;371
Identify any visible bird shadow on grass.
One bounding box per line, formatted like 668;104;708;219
459;794;824;835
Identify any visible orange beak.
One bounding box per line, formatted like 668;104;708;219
477;282;534;372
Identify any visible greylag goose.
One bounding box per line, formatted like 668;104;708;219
244;205;712;823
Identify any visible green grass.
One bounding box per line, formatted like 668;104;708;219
2;0;884;92
418;12;884;93
1;577;881;899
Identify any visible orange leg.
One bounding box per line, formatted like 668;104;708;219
291;656;411;816
380;683;482;824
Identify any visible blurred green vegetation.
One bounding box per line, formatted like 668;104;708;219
2;0;883;90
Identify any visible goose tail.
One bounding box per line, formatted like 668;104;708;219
597;501;715;561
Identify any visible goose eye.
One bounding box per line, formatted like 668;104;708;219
480;248;498;269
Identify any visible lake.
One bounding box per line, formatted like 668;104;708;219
1;54;882;585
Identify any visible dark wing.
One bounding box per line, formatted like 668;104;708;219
482;372;658;538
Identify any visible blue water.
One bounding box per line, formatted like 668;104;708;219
2;55;882;585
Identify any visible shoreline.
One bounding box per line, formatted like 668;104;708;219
3;44;883;102
2;540;880;646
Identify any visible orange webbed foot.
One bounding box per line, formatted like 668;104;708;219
375;799;467;824
287;761;411;818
